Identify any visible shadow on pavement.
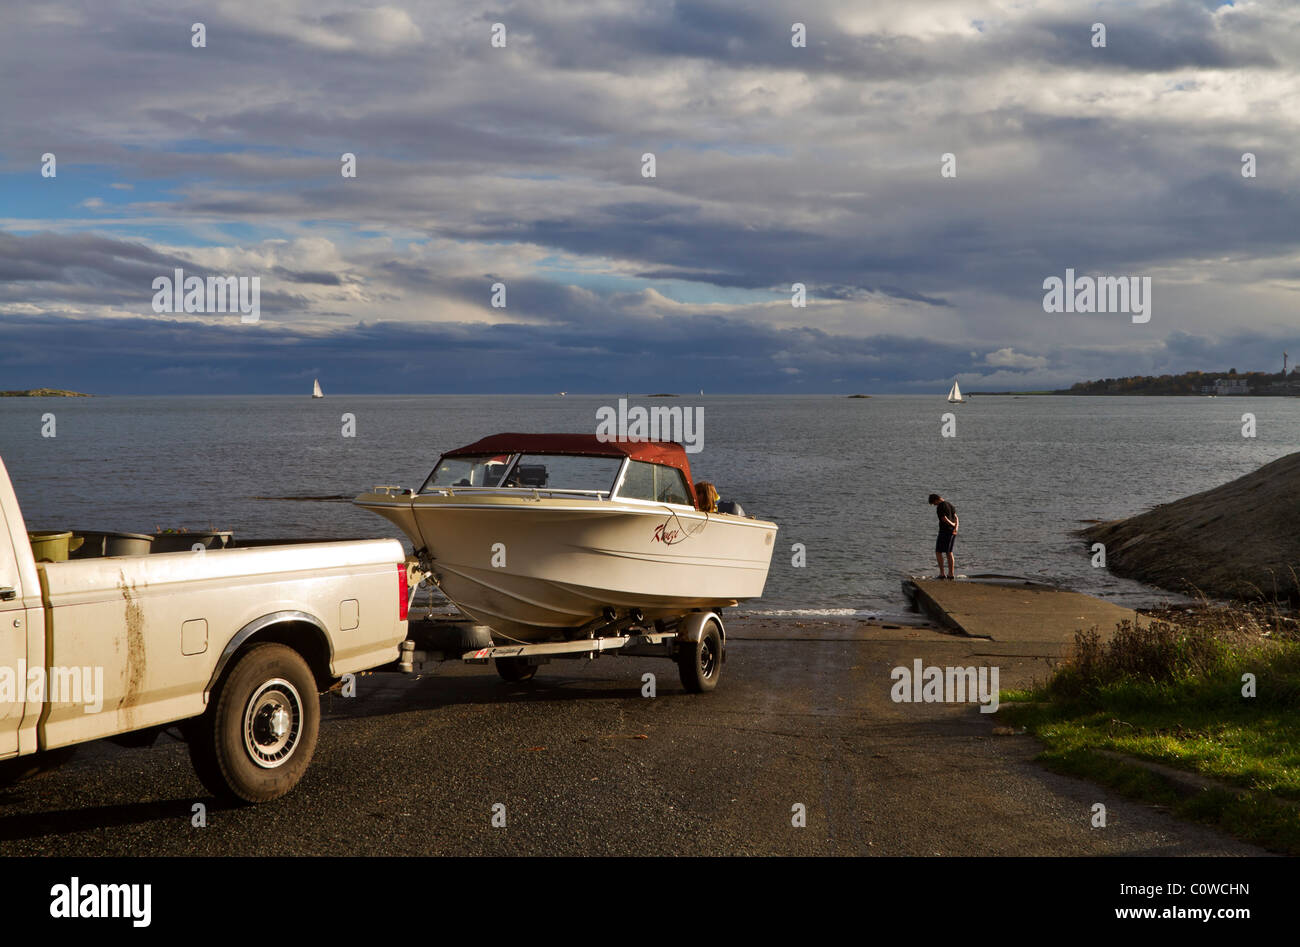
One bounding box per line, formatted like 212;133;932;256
0;797;212;843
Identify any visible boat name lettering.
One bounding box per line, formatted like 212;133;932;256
653;521;685;545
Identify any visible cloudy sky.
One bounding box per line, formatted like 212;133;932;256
1;0;1297;394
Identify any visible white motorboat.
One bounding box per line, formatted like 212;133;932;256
354;433;778;642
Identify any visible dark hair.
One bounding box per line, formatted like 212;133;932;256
928;493;941;503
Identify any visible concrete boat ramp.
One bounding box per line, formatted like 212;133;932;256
902;575;1140;651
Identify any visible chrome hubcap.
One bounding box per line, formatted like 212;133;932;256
244;678;302;769
268;706;290;740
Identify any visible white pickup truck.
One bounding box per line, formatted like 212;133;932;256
0;456;409;803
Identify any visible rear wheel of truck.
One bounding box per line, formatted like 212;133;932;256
188;642;320;804
495;657;538;683
677;619;723;693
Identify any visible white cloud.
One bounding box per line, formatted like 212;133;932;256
984;347;1048;370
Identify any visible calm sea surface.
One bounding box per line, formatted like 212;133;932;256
2;394;1295;619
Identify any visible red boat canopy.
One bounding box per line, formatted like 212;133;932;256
444;432;695;500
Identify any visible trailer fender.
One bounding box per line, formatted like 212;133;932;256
676;611;724;645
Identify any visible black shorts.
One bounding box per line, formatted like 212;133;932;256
936;531;956;554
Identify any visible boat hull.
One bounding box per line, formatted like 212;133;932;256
355;492;778;641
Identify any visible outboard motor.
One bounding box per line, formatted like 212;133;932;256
717;499;746;517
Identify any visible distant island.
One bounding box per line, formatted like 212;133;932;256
0;389;91;397
847;394;872;398
974;366;1300;397
647;393;679;397
1057;368;1298;396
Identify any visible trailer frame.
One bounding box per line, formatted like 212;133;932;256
394;609;727;692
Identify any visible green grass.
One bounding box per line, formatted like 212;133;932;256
1025;747;1300;853
1001;610;1300;852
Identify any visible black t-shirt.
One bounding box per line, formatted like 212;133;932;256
935;500;957;533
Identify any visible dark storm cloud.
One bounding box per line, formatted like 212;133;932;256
0;310;986;394
271;267;346;286
0;232;179;284
0;233;311;313
817;285;953;307
2;307;1280;396
503;0;1276;78
1028;9;1277;72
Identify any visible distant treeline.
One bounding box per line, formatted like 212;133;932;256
0;388;90;397
1058;370;1298;396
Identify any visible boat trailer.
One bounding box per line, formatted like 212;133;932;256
395;608;727;693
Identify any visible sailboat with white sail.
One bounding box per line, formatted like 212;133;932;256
946;378;964;403
312;379;324;399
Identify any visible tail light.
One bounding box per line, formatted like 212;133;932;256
397;564;410;621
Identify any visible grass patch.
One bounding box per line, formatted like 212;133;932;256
1002;603;1300;852
1032;747;1300;853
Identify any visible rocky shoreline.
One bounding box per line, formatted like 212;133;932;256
1084;451;1300;604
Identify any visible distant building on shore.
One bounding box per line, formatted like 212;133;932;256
1205;377;1251;395
1068;364;1298;397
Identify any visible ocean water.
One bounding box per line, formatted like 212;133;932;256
2;394;1295;618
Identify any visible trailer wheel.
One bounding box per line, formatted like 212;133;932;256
495;657;538;683
188;642;319;804
677;619;723;693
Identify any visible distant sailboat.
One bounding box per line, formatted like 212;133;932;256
946;379;964;404
312;379;324;399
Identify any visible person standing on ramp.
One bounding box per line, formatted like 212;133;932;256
928;493;959;580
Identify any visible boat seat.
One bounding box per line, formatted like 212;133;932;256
516;464;548;487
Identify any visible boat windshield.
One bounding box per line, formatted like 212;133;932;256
615;460;694;505
421;455;511;491
500;454;623;493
